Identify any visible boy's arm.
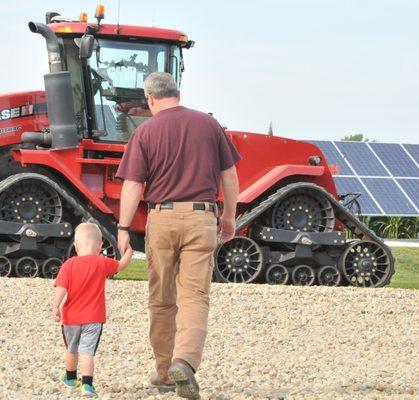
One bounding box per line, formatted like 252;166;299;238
117;247;134;272
52;286;67;322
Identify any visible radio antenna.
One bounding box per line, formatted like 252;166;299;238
116;0;121;34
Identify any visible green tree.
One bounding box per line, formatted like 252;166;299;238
342;133;369;142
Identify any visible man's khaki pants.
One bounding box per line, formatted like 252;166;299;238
146;202;217;379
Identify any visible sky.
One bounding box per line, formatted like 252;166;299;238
0;0;418;143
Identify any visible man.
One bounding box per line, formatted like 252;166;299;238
115;97;152;117
116;72;240;400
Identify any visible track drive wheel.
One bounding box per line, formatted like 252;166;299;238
265;264;289;285
0;256;13;277
271;187;334;232
0;179;62;224
291;264;316;286
317;265;341;286
214;236;263;283
42;258;63;279
338;240;394;288
15;257;40;278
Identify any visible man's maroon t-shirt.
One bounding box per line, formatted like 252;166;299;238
116;106;241;203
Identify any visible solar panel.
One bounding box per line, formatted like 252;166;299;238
361;178;417;215
308;141;353;175
396;179;419;209
335;142;389;176
403;144;419;166
305;140;419;216
333;177;382;215
369;143;419;177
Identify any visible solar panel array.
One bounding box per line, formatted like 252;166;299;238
309;141;419;216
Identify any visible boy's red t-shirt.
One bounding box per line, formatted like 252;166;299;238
54;255;119;325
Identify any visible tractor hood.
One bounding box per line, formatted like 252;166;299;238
0;91;48;145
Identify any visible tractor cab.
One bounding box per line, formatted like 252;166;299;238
47;5;193;142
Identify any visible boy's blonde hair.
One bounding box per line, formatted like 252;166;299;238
74;222;102;245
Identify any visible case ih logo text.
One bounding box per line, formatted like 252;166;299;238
0;125;22;134
0;105;34;120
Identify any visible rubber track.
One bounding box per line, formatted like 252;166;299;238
0;172;117;253
235;182;395;286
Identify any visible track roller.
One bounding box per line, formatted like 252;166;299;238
15;256;40;278
214;236;263;283
338;240;394;288
291;264;316;286
42;257;62;279
0;256;12;277
265;264;289;285
317;265;341;286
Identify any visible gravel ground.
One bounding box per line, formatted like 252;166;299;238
0;278;417;400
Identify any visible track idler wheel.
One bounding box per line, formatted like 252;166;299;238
265;264;289;285
317;265;341;286
0;256;13;277
338;240;394;288
15;257;40;278
271;187;334;232
42;258;62;279
214;236;263;283
291;264;316;286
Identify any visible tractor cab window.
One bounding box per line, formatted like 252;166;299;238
62;38;182;142
90;39;168;142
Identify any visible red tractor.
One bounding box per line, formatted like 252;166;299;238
0;7;394;287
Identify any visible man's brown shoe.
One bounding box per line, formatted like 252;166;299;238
168;361;200;400
150;372;176;393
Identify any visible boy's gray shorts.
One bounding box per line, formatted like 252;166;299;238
62;323;103;356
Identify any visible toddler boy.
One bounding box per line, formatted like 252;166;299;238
53;222;133;397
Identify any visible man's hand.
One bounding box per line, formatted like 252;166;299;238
53;306;61;322
118;230;131;255
219;214;236;243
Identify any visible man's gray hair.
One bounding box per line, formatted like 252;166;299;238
144;72;178;100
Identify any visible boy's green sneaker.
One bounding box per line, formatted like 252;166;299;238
81;383;98;397
59;371;79;389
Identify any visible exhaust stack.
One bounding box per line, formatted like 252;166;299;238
23;22;78;149
28;22;63;73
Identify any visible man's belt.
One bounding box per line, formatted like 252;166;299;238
148;202;215;212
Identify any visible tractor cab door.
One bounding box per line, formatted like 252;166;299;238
61;37;182;142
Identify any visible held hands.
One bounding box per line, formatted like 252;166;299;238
52;306;61;322
118;230;131;255
219;213;236;244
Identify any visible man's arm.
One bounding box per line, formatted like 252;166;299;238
219;165;239;243
118;180;143;254
52;286;67;322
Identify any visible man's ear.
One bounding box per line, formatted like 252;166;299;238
74;242;79;253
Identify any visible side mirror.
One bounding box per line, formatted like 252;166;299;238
79;34;94;59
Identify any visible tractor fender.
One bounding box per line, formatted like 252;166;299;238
0;172;116;245
238;165;325;204
12;148;113;214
